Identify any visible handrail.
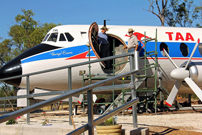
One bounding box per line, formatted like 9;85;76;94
0;52;135;81
0;83;134;101
68;97;139;135
0;69;139;123
0;50;138;134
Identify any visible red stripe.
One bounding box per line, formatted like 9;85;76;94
65;51;96;60
66;51;89;60
165;102;172;107
78;101;81;104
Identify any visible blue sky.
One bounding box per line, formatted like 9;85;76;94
0;0;201;40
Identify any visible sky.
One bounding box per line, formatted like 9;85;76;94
0;0;201;40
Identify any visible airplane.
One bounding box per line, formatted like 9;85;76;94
1;22;202;108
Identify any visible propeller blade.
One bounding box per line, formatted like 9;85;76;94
165;81;181;107
184;77;202;101
184;38;200;70
163;48;178;68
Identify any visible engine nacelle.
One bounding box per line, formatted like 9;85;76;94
180;61;198;82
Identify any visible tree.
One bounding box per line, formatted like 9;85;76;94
164;0;198;27
146;0;201;27
146;0;168;26
8;9;59;56
0;9;60;102
0;8;59;72
194;5;202;27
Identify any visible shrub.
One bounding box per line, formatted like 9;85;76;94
6;119;18;125
98;117;117;126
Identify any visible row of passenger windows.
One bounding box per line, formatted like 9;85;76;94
160;42;189;57
43;33;74;42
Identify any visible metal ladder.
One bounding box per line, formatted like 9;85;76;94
103;77;146;114
103;92;131;114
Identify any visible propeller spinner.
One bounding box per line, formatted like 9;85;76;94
164;38;202;107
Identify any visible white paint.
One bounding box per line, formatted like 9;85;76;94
17;24;202;96
17;89;27;107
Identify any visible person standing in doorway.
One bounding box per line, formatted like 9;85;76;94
98;26;110;68
123;28;138;52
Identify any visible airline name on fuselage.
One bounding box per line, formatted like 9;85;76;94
165;32;194;41
50;50;73;57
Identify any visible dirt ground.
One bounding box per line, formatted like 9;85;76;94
1;103;202;135
0;110;199;135
148;126;202;135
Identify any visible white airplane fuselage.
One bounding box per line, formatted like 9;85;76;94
1;24;202;94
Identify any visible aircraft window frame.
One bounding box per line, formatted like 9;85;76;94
198;43;202;56
180;43;189;57
47;33;58;42
65;33;74;42
160;42;169;57
43;34;50;41
59;33;66;41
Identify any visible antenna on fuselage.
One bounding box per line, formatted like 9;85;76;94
104;19;110;27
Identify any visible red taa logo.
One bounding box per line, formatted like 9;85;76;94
165;32;194;41
125;32;149;40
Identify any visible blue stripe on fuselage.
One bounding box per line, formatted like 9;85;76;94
21;45;96;64
139;41;201;58
21;41;202;64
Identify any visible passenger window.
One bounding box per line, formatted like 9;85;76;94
59;33;66;41
180;43;189;57
43;34;50;41
160;42;169;57
65;33;74;42
47;33;58;42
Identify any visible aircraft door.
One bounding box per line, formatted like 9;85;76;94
88;22;106;66
88;22;100;58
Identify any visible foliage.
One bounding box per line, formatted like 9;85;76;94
164;0;199;27
6;119;18;125
98;117;117;126
0;39;13;67
8;9;60;56
42;111;49;125
146;0;202;27
0;9;60;100
195;5;202;27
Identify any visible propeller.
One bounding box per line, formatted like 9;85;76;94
164;38;202;107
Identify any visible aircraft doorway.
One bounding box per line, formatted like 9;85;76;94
88;22;128;73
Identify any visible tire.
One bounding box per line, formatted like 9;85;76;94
96;107;104;114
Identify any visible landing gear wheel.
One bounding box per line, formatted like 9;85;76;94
96;107;104;114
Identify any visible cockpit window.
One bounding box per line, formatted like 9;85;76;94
43;34;50;41
47;33;58;42
65;33;74;42
59;33;66;41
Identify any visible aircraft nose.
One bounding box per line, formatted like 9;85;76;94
0;57;22;87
